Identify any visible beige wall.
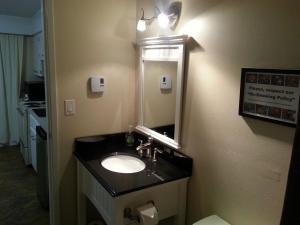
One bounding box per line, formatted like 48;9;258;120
51;0;136;224
137;0;298;225
144;61;177;128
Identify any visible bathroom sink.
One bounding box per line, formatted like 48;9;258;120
100;154;146;174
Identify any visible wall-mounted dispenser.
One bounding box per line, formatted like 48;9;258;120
90;76;105;93
160;75;172;90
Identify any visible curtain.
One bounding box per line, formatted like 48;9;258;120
0;34;24;146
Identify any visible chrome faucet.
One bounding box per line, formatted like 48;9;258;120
136;136;153;158
152;148;163;162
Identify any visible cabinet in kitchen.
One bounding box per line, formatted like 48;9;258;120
29;112;40;172
17;106;31;165
32;32;44;77
17;102;45;166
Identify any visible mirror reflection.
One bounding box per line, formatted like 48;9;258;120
143;61;178;139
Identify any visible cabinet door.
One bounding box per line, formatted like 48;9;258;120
20;110;28;146
32;35;38;76
30;127;37;172
40;32;44;59
17;108;24;142
33;33;44;77
37;32;45;76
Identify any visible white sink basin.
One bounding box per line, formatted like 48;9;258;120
101;154;146;174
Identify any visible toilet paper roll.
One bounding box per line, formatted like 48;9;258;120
137;202;159;225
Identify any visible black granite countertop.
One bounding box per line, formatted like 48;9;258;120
74;132;192;197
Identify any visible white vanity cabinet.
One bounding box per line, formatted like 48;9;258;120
77;161;188;225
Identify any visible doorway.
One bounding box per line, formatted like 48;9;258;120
0;0;53;224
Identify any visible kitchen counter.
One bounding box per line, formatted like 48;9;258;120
74;133;192;197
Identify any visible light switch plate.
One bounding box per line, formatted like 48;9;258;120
64;99;75;116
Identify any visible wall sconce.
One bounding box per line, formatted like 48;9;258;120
137;3;180;32
137;9;148;32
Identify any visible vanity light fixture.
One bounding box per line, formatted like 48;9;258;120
137;19;146;32
137;3;180;32
157;13;169;28
137;8;147;32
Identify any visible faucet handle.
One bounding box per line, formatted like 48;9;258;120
154;147;163;154
138;139;143;145
152;148;163;162
148;136;154;143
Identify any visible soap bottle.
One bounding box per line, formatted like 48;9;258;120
126;125;135;147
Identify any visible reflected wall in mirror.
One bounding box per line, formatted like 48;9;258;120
137;35;188;150
143;61;177;139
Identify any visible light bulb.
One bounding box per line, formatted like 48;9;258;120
137;19;146;32
157;13;169;28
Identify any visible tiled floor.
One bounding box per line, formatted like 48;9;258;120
0;146;49;225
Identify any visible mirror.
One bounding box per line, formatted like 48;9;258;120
136;35;187;149
143;61;177;139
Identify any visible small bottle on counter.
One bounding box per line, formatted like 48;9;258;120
125;125;135;147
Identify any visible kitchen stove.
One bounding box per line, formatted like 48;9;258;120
32;108;46;117
20;101;45;109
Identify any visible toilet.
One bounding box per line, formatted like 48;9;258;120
193;215;231;225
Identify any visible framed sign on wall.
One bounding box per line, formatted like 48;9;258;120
239;68;300;127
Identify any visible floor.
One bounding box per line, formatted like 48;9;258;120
0;146;49;225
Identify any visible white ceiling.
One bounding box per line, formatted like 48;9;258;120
0;0;41;17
